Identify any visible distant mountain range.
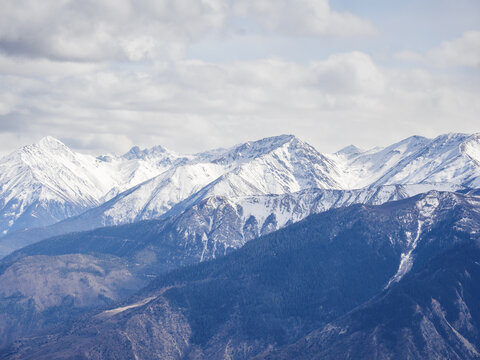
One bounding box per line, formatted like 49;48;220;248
0;136;179;237
0;133;480;358
1;133;478;257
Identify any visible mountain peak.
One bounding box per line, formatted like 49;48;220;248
434;132;469;140
8;136;74;159
335;144;363;156
394;134;429;146
235;134;297;149
268;134;296;143
122;144;173;160
123;145;142;159
36;136;68;150
194;134;301;164
247;134;297;149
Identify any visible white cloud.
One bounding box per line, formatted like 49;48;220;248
0;51;478;156
310;52;385;95
233;0;376;36
0;0;477;160
0;0;375;62
0;0;227;61
429;30;480;68
395;30;480;68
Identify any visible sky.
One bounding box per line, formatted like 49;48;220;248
0;0;479;156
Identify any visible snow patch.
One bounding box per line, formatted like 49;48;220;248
99;296;156;317
386;220;424;288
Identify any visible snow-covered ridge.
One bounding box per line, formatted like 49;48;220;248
327;132;480;189
169;184;454;261
1;132;480;240
0;137;181;236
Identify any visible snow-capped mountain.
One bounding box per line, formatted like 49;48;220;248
24;135;340;229
1;133;479;356
0;183;458;259
153;184;445;261
90;132;480;263
96;135;343;225
1;133;480;257
85;132;480;230
101;143;185;201
0;136;108;236
0;135;384;256
0;136;181;237
329;133;480;189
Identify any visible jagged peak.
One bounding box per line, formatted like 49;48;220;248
335;144;364;156
392;134;429;146
195;134;316;165
432;132;469;142
352;133;475;160
259;134;296;144
459;133;480;163
122;145;143;159
6;136;74;159
229;134;297;150
122;144;175;160
367;135;430;156
415;133;475;155
36;136;68;149
421;133;471;150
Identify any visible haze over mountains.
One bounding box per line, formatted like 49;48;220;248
1;133;480;359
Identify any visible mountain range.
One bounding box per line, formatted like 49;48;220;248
0;133;480;358
1;133;478;257
2;190;480;359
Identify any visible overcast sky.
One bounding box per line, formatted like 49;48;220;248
0;0;479;156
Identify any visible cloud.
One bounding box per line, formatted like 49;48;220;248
232;0;376;37
429;30;480;68
395;30;480;68
310;52;385;94
0;51;478;156
0;0;375;62
0;0;227;61
0;0;476;160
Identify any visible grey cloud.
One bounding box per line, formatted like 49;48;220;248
0;0;227;62
429;30;480;68
310;52;385;95
0;1;477;160
0;52;478;157
0;0;374;62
